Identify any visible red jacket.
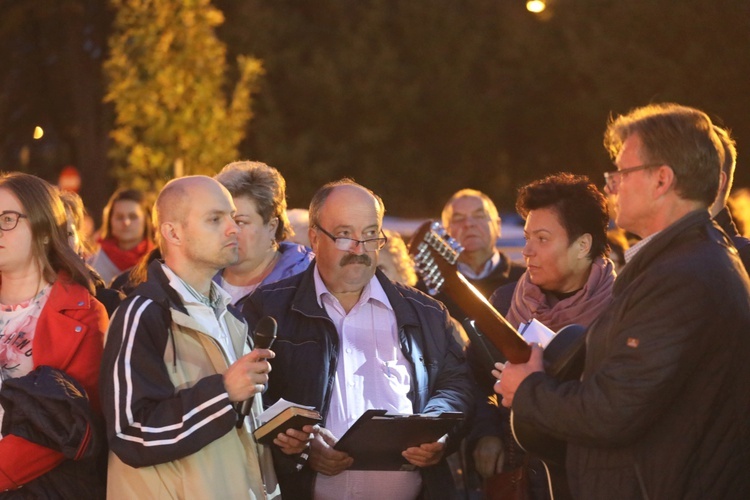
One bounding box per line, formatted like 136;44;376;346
0;276;107;491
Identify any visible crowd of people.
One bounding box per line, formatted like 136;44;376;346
0;102;748;500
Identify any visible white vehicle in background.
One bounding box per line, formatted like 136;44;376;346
383;214;525;263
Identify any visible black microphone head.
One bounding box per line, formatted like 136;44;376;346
253;316;277;349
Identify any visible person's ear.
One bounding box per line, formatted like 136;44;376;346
718;170;728;195
308;226;318;252
655;165;675;195
577;233;592;259
161;222;181;245
268;216;279;236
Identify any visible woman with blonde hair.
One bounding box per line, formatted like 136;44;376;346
0;173;108;497
378;229;418;287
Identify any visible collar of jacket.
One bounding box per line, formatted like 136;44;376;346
131;259;190;315
713;206;742;239
289;260;421;332
134;260;245;324
615;209;723;292
46;272;93;312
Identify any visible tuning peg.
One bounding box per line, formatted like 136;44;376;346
449;240;464;254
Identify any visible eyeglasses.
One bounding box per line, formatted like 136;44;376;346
315;226;388;252
0;211;28;231
603;163;662;192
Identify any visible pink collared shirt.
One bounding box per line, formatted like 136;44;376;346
312;266;421;500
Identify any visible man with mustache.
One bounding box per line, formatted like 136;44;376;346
243;179;473;499
101;176;301;498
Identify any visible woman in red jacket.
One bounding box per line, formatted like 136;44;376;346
0;173;108;497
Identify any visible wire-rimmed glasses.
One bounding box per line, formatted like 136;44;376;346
315;225;388;251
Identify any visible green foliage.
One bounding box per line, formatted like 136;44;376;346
105;0;263;191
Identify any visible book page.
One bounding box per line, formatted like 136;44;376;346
519;318;556;349
258;398;317;425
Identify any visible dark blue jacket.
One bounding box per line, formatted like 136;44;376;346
513;211;750;499
243;263;473;499
714;206;750;272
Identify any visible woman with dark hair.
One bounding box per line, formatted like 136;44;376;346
89;188;154;285
214;161;314;306
468;173;615;499
0;173;108;497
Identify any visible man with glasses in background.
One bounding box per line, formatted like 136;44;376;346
243;179;473;499
497;103;750;499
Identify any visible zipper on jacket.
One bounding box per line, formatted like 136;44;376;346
169;326;177;372
291;304;340;419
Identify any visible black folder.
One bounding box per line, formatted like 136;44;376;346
334;409;464;471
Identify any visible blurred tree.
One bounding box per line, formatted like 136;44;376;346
105;0;263;190
0;0;113;221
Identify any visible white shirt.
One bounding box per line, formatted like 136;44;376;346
219;275;259;306
312;267;422;500
457;250;501;280
624;232;660;264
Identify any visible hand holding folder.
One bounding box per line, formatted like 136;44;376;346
333;409;464;471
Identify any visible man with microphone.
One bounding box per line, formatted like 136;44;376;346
100;176;306;499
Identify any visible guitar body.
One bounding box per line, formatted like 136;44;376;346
510;324;586;500
468;321;586;500
408;221;589;500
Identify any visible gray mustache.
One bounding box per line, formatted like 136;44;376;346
340;254;372;266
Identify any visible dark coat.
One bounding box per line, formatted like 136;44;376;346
512;210;750;499
243;263;474;500
714;206;750;272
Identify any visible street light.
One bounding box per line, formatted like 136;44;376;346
526;0;546;14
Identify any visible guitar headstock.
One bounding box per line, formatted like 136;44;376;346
407;221;464;295
408;222;531;364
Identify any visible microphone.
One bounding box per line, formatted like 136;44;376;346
237;316;277;428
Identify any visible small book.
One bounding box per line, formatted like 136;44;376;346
253;405;322;446
519;318;556;349
334;409;464;471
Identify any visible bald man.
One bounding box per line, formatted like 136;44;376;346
243;179;473;499
100;176;302;499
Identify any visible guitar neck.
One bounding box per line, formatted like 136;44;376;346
449;271;531;364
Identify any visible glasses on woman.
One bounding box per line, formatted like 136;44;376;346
0;210;28;231
315;226;388;252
